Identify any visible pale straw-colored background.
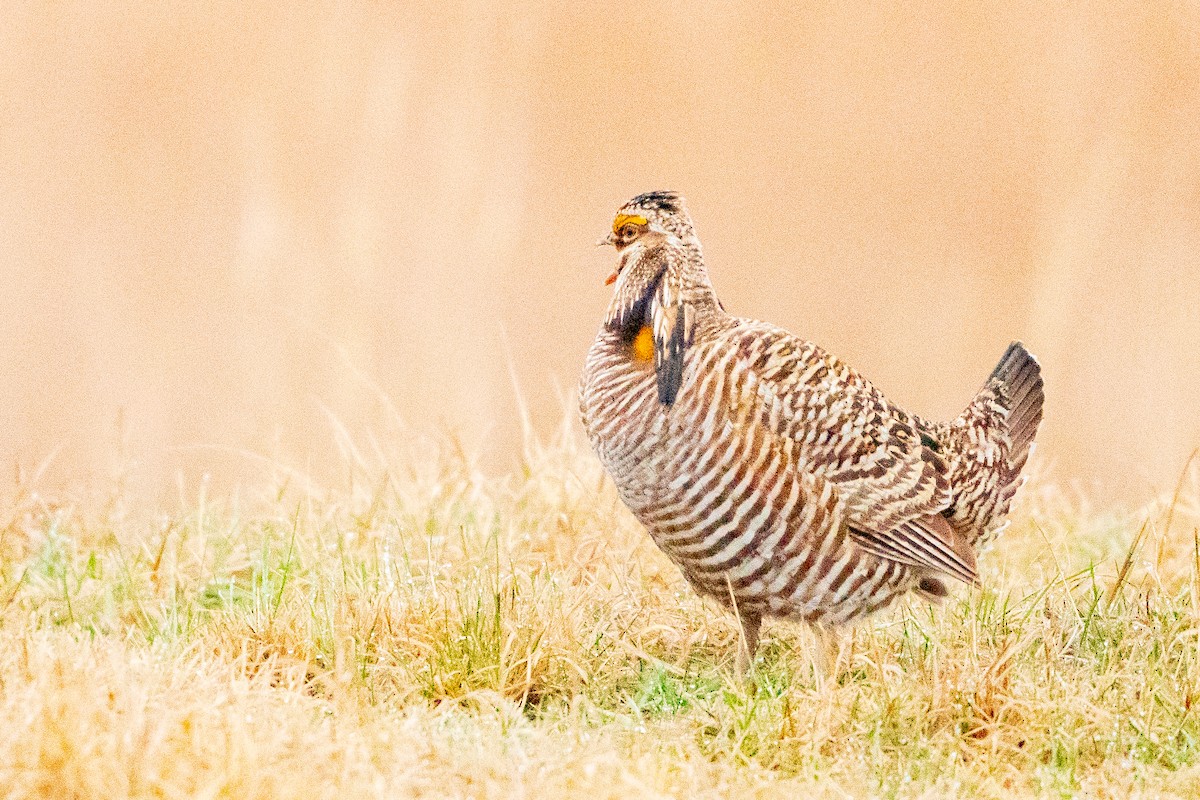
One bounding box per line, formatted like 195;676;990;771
2;1;1198;500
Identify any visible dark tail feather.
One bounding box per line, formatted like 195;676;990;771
990;342;1044;458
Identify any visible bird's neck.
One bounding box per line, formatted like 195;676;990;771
676;241;729;336
602;238;729;342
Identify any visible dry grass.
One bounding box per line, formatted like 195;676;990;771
1;423;1199;799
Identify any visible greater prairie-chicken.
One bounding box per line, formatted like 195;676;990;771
579;191;1044;673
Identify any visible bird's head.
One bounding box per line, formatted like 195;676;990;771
597;191;697;285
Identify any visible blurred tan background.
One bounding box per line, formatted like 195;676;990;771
2;1;1198;501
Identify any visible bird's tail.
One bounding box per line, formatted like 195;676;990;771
940;342;1044;547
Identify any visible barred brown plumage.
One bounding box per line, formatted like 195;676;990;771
579;191;1045;674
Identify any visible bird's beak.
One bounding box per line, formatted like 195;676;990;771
598;232;618;285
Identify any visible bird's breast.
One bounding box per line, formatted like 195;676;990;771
580;329;749;516
579;329;667;490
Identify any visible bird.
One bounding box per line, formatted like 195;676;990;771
578;190;1044;676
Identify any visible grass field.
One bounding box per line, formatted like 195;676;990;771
1;422;1198;799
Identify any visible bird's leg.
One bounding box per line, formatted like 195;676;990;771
735;610;762;680
810;623;843;686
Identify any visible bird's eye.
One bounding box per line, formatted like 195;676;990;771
621;224;638;238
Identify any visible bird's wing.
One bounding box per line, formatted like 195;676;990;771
721;320;977;584
846;513;976;585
